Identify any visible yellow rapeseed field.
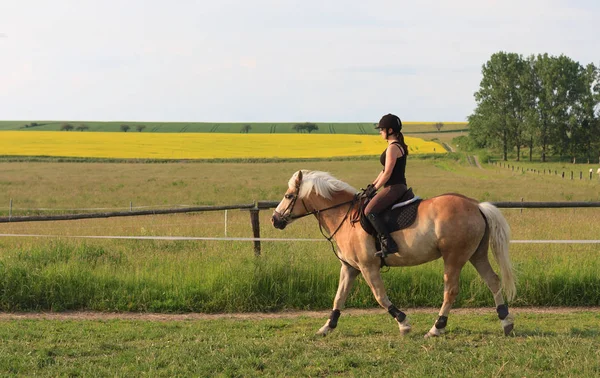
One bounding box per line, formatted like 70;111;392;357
0;131;445;159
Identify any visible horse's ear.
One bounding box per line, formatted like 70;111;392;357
295;170;303;186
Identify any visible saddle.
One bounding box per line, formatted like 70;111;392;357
359;188;422;237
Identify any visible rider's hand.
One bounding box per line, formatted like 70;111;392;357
362;184;377;199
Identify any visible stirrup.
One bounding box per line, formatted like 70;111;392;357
374;239;392;258
375;236;398;258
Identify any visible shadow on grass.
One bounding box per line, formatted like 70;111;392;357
569;328;600;337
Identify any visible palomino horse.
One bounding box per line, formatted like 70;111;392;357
271;170;516;338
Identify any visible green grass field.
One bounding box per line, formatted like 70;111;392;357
0;120;468;134
0;155;599;376
0;157;599;313
0;311;599;376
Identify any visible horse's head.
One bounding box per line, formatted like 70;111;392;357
272;170;304;230
272;170;358;230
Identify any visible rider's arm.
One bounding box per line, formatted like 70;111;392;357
372;170;384;185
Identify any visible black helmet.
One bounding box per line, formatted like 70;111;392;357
375;113;402;134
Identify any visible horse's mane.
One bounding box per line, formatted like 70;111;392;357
289;170;357;200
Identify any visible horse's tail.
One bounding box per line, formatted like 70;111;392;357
478;202;516;301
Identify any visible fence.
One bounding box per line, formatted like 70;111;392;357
2;200;600;255
490;161;600;180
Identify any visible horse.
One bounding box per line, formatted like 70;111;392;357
271;170;516;338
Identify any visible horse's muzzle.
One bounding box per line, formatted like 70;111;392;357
271;212;288;230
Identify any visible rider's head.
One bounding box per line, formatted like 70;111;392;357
375;113;402;139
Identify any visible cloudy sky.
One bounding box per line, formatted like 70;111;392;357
1;0;598;122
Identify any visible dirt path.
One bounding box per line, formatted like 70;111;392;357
441;142;455;152
1;307;599;322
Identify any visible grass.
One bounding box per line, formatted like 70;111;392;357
2;134;598;375
1;156;598;216
0;312;598;376
0;157;599;312
0;238;599;312
0;120;468;134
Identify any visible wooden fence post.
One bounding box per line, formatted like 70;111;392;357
249;202;261;256
520;197;523;214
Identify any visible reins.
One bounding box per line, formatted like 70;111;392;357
315;197;357;262
289;197;355;221
278;178;359;262
291;196;357;263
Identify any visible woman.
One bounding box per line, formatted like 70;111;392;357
363;113;409;258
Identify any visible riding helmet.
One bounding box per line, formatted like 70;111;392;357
375;113;402;133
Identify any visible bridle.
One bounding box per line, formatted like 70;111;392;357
274;177;358;262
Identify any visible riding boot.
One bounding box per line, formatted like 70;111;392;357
366;213;399;258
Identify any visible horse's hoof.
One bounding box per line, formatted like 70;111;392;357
424;325;444;338
398;320;411;335
501;313;515;336
316;325;333;336
424;331;439;339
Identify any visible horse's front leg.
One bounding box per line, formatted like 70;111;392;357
316;262;360;336
361;265;411;335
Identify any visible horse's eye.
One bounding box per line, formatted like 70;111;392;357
285;194;294;200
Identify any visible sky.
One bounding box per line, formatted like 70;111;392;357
1;0;598;123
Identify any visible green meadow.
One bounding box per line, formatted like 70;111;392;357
0;153;599;377
0;120;468;134
0;157;599;313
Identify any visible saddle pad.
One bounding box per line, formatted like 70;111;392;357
360;199;422;236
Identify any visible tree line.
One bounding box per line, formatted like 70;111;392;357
60;124;146;132
468;51;600;162
58;123;318;133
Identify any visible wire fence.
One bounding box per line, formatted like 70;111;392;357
490;161;600;181
2;200;600;255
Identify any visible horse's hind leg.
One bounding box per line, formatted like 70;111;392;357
470;243;514;335
317;262;360;336
425;263;463;338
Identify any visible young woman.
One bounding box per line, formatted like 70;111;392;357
363;113;409;257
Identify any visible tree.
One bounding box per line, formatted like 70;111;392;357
120;124;130;132
240;124;251;133
434;122;444;131
136;125;146;132
471;51;600;162
470;52;527;161
305;123;319;133
550;55;586;161
292;124;305;133
293;122;318;133
61;123;74;131
568;63;600;162
75;124;89;131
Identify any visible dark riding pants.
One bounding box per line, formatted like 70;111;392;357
364;184;407;215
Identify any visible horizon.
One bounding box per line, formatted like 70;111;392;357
0;119;467;124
